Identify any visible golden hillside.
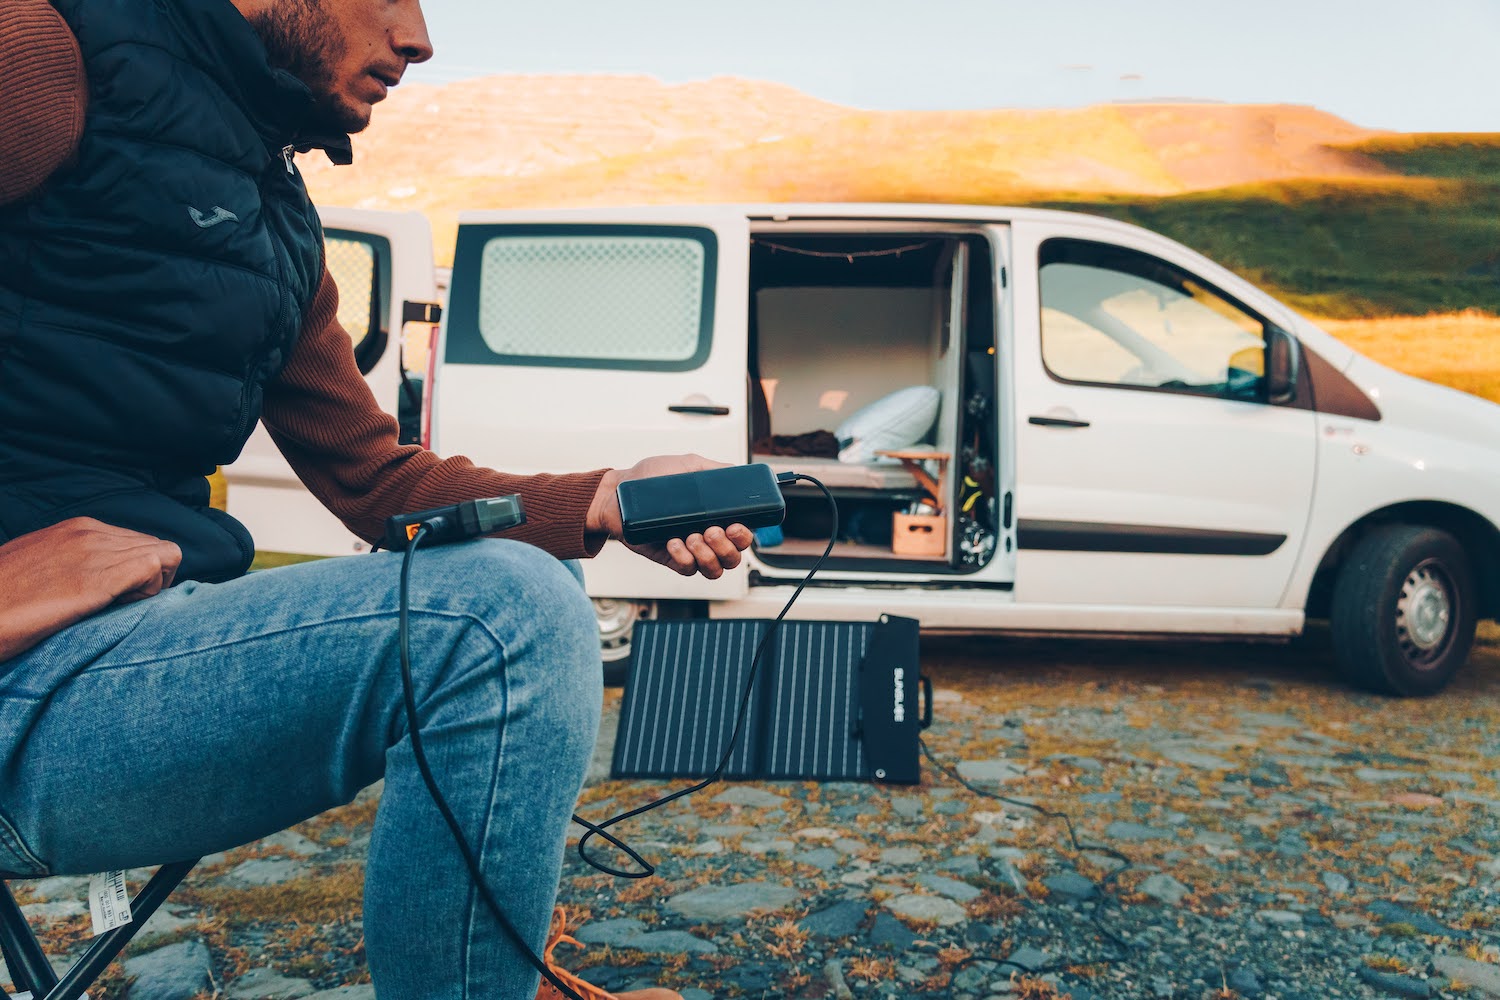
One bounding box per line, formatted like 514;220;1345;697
299;74;1396;263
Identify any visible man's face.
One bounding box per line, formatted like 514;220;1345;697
246;0;433;134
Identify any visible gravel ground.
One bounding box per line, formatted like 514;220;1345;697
10;623;1500;1000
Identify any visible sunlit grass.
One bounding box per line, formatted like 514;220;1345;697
1316;310;1500;403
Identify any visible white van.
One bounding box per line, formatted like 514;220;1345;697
224;204;1500;697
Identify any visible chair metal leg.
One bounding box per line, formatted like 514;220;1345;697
1;861;199;1000
0;881;58;998
41;861;199;1000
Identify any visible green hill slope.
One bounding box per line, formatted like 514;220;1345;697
1040;134;1500;318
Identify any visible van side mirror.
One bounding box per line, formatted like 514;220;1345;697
1265;327;1299;405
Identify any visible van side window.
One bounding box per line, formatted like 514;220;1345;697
446;225;717;371
1038;239;1269;401
325;229;392;374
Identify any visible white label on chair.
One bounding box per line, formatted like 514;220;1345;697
88;870;132;935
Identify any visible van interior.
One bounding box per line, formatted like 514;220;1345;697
748;231;999;573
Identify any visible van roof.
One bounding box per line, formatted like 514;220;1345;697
455;202;1145;234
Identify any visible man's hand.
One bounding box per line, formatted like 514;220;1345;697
587;455;756;578
0;518;181;661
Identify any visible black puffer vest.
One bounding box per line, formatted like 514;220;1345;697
0;0;352;582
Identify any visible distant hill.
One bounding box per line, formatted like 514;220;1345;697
300;74;1498;317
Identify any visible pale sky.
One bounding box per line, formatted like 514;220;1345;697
408;0;1499;133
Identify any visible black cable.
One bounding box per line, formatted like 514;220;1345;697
918;737;1134;980
571;473;837;876
400;526;588;1000
397;474;837;996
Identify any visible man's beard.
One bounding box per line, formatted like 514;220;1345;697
246;1;367;135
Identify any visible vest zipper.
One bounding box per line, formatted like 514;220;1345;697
282;144;295;173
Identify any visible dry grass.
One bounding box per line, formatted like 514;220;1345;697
1315;310;1500;403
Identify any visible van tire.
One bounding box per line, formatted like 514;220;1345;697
596;599;705;687
1330;524;1476;697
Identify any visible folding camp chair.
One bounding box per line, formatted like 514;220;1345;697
0;861;197;1000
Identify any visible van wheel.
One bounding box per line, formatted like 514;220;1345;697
594;598;643;687
1331;525;1476;697
593;599;705;687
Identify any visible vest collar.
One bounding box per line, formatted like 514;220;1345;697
165;0;355;165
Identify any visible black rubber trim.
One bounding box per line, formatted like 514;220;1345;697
1017;519;1285;555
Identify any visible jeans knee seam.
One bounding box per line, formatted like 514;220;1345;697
77;608;508;675
460;648;511;998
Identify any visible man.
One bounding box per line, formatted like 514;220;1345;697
0;1;751;997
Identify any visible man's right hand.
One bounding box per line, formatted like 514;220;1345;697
0;518;181;662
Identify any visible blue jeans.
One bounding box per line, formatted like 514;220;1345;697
0;539;603;1000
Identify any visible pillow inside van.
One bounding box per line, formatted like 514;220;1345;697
835;385;940;464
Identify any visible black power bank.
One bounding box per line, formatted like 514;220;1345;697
617;463;786;545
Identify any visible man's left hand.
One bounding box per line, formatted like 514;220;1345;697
587;455;756;578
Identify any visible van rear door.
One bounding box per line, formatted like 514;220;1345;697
432;208;751;599
222;207;438;556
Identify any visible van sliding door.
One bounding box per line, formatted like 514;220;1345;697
434;208;752;600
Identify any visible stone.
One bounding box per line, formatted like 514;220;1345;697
122;940;214;1000
1388;793;1445;808
912;873;982;903
134;908;200;948
1367;901;1452;937
688;839;723;855
575;917;648;946
939;855;982;876
619;931;717;955
712;787;787;808
21;876;90;903
880;847;923;865
1321;871;1352;896
794;846;841;870
890;796;924;820
1226;966;1263;997
224;967;315;999
1355;965;1434;998
1042;872;1096;901
1004;946;1051;972
1255;910;1302;925
1138;874;1190;905
1104;822;1172;841
1431;954;1500;997
258;831;324;857
225;858;308;887
1079;792;1122;805
801;900;868;939
301;988;376;1000
883;893;967;926
1158;748;1233;770
956;760;1028;784
666;882;801;922
868;911;918;950
1355;768;1425;783
21;900;87;922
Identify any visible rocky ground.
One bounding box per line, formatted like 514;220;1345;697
9;624;1500;1000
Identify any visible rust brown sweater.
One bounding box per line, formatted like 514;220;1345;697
0;0;608;560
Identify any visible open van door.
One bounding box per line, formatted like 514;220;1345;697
221;207;438;556
431;207;752;600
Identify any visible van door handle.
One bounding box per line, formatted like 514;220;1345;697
668;404;731;416
1028;415;1090;428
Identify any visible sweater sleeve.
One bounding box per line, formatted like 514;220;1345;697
261;268;611;560
0;0;88;206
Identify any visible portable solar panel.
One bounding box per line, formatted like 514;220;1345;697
610;615;929;784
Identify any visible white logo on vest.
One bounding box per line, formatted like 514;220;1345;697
188;206;240;229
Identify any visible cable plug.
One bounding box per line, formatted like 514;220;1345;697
384;495;527;549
